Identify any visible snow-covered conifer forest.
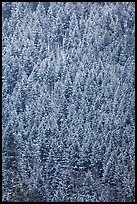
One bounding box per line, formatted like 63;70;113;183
2;2;135;202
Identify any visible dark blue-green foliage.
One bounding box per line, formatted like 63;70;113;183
2;2;135;202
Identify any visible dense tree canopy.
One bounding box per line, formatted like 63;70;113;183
2;2;135;202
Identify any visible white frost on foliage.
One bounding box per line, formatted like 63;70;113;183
2;2;135;202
